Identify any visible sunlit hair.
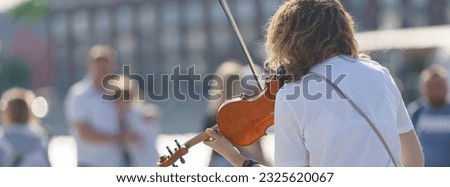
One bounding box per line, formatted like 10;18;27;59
420;64;448;84
87;45;117;64
264;0;359;81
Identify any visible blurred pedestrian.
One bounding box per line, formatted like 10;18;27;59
65;45;140;167
204;60;269;166
112;75;161;167
0;88;50;167
412;64;450;166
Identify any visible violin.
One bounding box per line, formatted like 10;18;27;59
157;75;283;167
157;0;285;167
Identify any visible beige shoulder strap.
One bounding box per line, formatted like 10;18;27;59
309;72;402;167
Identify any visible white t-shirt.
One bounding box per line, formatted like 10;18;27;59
125;105;160;167
274;55;413;167
65;78;124;166
0;125;50;167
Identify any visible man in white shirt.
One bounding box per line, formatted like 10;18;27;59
65;45;139;167
203;0;424;167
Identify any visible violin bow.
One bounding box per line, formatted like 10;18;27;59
219;0;263;91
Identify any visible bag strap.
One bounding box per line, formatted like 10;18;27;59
309;72;401;167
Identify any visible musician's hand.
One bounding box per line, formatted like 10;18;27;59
203;128;246;167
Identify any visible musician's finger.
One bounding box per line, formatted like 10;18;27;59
203;137;218;149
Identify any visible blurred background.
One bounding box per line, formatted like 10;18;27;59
0;0;450;166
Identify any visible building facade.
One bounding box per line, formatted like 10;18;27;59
47;0;450;95
48;0;282;95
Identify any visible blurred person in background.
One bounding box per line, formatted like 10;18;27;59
112;75;161;167
65;45;140;167
412;64;450;166
203;60;269;166
0;88;50;167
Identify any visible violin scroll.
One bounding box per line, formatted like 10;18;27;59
157;139;188;167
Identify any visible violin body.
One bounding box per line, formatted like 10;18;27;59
217;77;281;146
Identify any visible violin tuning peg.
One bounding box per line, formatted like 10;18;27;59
172;164;178;167
166;146;173;155
175;139;181;148
180;157;185;164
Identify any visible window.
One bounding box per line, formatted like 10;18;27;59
72;10;89;42
187;29;206;54
161;1;181;72
94;9;111;43
53;47;69;91
210;1;230;52
378;0;401;29
73;44;90;79
53;47;67;74
186;0;203;28
140;40;157;74
161;1;180;51
186;0;206;54
403;0;427;27
117;6;133;35
139;3;156;37
235;0;256;25
262;0;281;18
115;34;136;66
447;0;450;24
235;0;257;43
187;54;206;74
50;14;67;45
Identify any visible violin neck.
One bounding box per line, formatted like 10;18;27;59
184;125;218;149
184;132;210;149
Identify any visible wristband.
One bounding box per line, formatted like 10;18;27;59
242;158;259;167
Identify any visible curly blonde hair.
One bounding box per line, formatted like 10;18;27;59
264;0;358;81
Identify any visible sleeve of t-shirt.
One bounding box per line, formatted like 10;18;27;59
382;68;414;134
396;97;414;134
274;93;309;167
65;93;89;125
